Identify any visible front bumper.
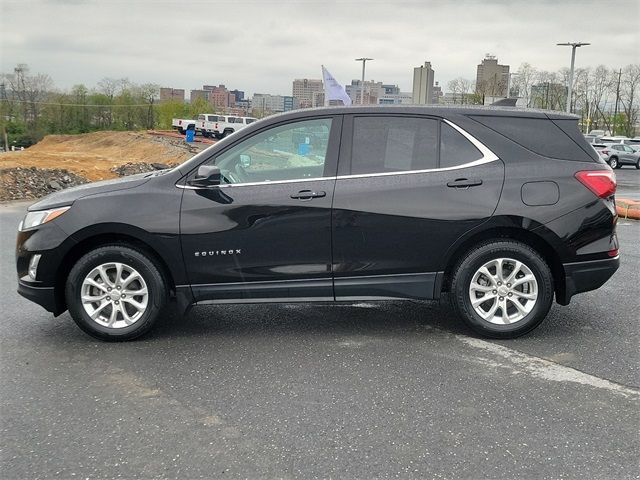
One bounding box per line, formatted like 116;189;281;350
558;256;620;305
17;278;64;315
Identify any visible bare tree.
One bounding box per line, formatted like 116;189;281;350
447;77;473;104
512;63;537;106
618;64;640;137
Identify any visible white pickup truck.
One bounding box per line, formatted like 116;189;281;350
197;115;258;139
171;117;200;134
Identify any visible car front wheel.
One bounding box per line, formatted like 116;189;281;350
450;240;554;338
65;245;167;341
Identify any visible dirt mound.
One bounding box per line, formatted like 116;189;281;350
0;131;201;182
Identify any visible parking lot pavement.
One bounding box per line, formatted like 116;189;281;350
1;201;638;479
616;168;640;200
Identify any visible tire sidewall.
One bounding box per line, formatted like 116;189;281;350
66;246;166;340
453;242;554;337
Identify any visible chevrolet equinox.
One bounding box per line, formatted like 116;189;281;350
16;106;620;340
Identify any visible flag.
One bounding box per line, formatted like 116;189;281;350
321;65;352;106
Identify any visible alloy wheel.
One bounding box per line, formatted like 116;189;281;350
81;262;149;328
468;258;538;325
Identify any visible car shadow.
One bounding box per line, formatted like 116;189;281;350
147;297;472;341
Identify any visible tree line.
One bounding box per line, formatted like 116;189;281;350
447;63;640;137
2;62;639;149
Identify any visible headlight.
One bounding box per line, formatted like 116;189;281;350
20;206;70;231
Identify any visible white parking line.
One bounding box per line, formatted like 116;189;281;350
458;336;640;399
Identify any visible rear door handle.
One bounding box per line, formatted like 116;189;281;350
291;190;326;200
446;178;483;188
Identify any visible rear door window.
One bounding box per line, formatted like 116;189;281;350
440;123;482;168
349;116;438;175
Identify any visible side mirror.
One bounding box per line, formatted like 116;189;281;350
239;154;252;168
188;165;221;187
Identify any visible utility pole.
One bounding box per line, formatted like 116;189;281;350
613;68;622;136
355;58;373;105
557;42;590;113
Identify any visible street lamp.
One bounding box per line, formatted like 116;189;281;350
557;42;590;113
355;58;373;105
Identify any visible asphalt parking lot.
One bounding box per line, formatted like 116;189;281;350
0;186;638;479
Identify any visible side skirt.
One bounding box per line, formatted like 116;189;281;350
182;272;444;307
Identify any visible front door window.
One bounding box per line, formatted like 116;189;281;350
213;118;333;184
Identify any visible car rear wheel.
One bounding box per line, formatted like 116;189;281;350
65;245;167;341
450;240;554;338
635;159;640;170
609;156;619;169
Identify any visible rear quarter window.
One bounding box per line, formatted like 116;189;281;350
470;115;595;161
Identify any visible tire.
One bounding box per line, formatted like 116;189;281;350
177;127;185;135
450;240;554;339
65;245;167;341
223;129;234;138
609;156;619;169
635;159;639;170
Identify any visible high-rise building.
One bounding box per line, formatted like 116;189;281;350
159;88;185;103
412;61;435;104
292;79;323;108
476;55;510;97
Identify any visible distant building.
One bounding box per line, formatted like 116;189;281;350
292;79;324;108
432;82;443;104
229;89;245;102
476;54;510;98
252;94;299;114
412;61;435;104
378;84;412;105
190;89;210;103
378;92;413;105
203;84;235;109
236;98;252;110
346;79;383;105
159;88;185;103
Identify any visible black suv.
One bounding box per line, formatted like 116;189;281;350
16;106;619;340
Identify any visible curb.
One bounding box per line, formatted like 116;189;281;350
616;198;640;220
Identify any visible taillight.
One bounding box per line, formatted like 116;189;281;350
601;149;609;155
575;170;617;198
215;123;218;129
608;248;619;257
179;120;182;125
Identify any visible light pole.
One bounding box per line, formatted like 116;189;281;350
557;42;590;113
355;58;373;105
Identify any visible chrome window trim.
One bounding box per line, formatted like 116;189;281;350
176;118;500;190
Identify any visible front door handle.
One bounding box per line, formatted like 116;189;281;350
291;190;326;200
446;178;483;188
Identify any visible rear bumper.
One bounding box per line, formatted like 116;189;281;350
17;279;63;316
558;256;620;305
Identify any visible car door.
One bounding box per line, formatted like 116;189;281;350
180;115;342;303
331;114;504;301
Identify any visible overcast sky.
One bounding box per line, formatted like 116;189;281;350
1;0;638;96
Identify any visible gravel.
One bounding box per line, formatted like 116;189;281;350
111;162;178;177
0;167;89;201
